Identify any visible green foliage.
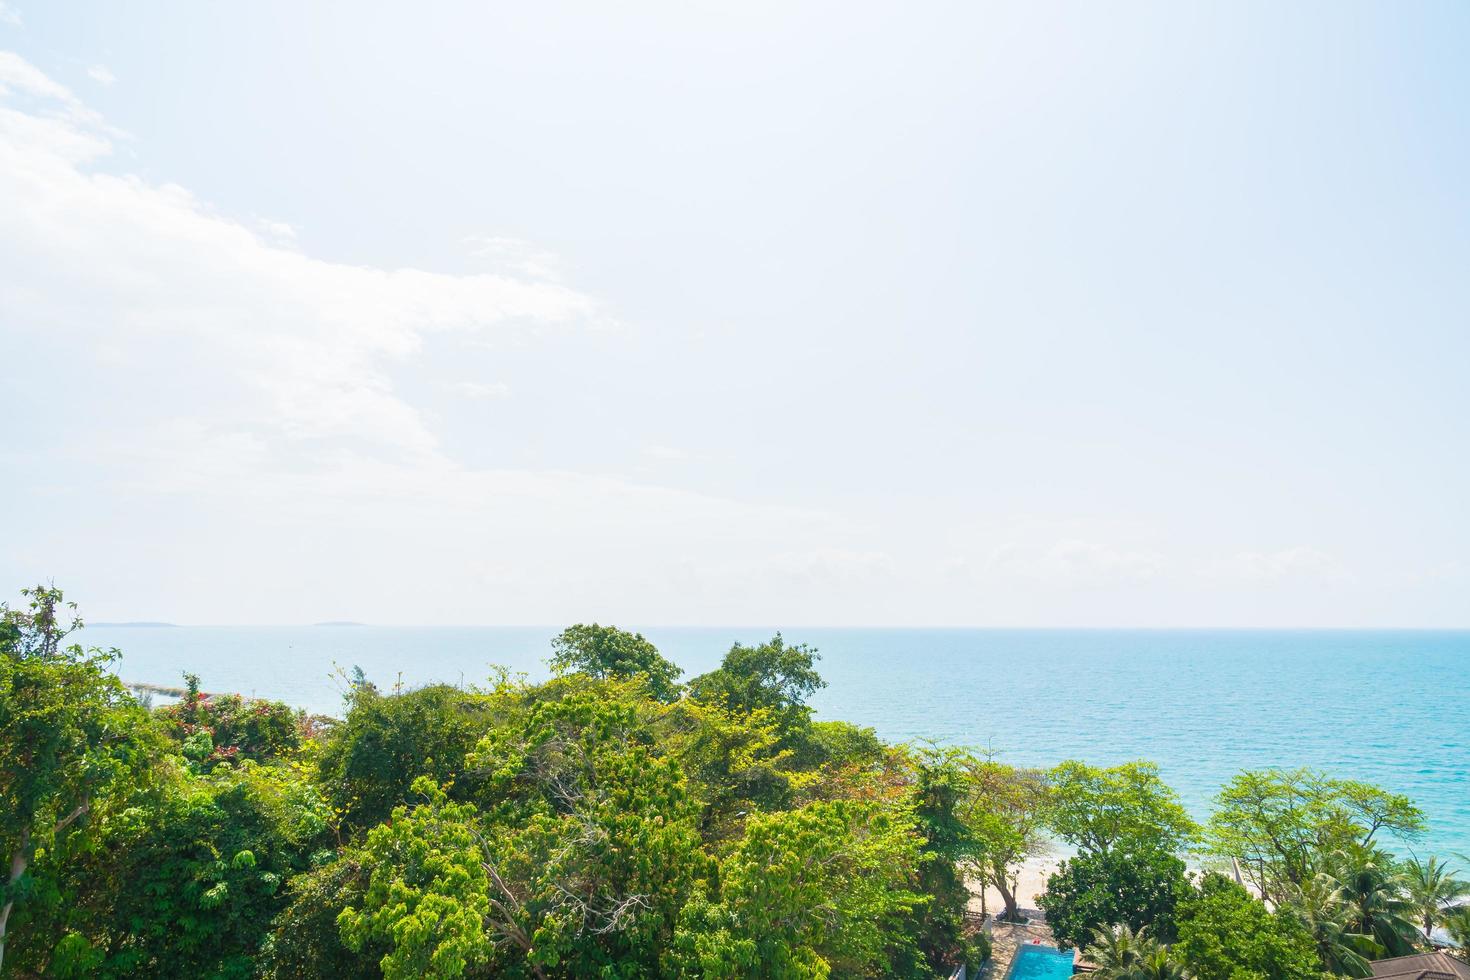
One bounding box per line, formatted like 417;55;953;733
69;761;334;978
0;585;164;973
1174;873;1322;980
662;697;805;837
959;758;1050;922
1083;924;1187;980
48;930;105;979
1401;854;1470;941
337;784;496;980
798;720;910;806
804;719;886;769
1282;872;1381;977
1328;844;1419;957
1038;843;1191;949
158;680;303;767
182;726;215;764
1208;768;1424;900
1444;904;1470;953
259;856;380;980
470;690;709;976
900;746;979;976
318;682;492;828
1047;760;1197;854
3;585;1454;979
549;624;683;703
687;634;825;741
344;690;708;978
672;800;923;979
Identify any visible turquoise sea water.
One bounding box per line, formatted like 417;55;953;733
82;625;1470;858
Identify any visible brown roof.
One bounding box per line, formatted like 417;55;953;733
1370;953;1470;980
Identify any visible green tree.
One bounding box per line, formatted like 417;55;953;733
803;719;887;771
960;758;1050;922
470;689;708;975
1047;760;1196;855
900;746;983;976
661;697;803;838
1207;769;1424;901
548;624;683;703
318;681;492;828
1282;872;1380;978
1175;873;1321;980
1402;855;1470;942
260;857;380;980
75;760;334;978
1443;904;1470;957
337;784;497;979
1083;924;1185;980
672;800;922;979
1329;844;1419;957
797;720;909;806
1135;945;1191;980
1038;843;1191;949
157;682;303;766
687;634;825;741
0;585;163;972
343;690;708;978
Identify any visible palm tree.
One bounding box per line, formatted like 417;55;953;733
1137;945;1190;980
1441;905;1470;961
1403;856;1470;941
1285;873;1382;978
1330;845;1421;957
1085;924;1156;979
1083;924;1189;980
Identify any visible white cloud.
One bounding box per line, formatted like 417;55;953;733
87;63;115;86
0;46;1448;628
942;518;1169;590
464;234;564;281
984;537;1167;586
1202;546;1349;584
0;52;597;459
256;217;296;240
0;3;19;27
641;444;690;461
0;51;857;623
0;49;73;101
0;50;115;134
449;380;511;400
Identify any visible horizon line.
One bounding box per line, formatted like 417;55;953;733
85;622;1470;632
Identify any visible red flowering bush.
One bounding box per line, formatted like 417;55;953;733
157;673;303;767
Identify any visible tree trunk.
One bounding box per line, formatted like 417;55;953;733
991;869;1019;922
0;827;31;973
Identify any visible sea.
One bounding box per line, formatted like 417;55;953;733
82;625;1470;859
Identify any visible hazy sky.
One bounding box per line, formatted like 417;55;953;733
3;2;1468;626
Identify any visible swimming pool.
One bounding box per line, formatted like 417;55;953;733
1005;942;1076;980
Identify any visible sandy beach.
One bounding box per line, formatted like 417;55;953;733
967;856;1066;915
967;853;1243;918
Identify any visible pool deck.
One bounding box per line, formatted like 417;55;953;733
976;907;1065;980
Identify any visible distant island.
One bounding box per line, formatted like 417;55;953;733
311;620;367;627
89;621;179;628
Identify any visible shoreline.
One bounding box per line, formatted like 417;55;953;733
967;853;1244;915
967;856;1065;915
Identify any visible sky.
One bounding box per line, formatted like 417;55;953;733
2;2;1468;626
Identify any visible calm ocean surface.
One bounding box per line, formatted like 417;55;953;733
83;625;1470;858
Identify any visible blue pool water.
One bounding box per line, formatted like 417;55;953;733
1007;943;1076;980
82;625;1470;858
